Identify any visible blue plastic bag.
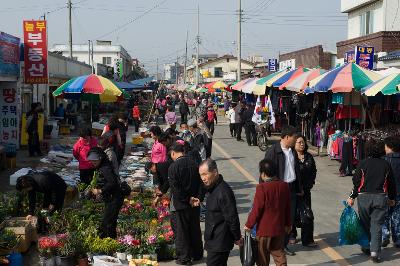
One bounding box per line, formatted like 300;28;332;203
339;201;369;247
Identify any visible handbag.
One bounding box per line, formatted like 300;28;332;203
295;198;314;227
240;231;256;266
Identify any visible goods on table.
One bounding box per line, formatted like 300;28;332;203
129;258;159;266
93;255;123;266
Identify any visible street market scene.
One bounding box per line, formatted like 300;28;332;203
1;0;400;265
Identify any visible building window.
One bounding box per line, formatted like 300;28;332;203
214;67;223;78
102;57;111;65
360;11;374;36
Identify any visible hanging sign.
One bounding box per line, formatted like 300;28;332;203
268;59;278;72
23;20;48;84
355;46;374;70
344;50;355;63
0;87;18;145
0;32;20;79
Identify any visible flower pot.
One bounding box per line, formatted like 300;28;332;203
116;252;126;261
44;257;56;266
126;254;133;261
59;256;75;266
77;257;89;266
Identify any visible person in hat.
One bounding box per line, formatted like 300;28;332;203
87;147;123;239
16;171;67;219
206;103;218;136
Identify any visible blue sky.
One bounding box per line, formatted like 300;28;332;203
0;0;347;75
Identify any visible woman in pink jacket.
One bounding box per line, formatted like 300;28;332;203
73;128;98;184
149;126;167;163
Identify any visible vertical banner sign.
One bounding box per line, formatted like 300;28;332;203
0;88;18;145
0;32;20;78
268;59;278;72
344;50;355;63
114;58;122;81
355;46;374;70
23;20;48;84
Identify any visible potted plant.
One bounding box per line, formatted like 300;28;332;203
115;243;127;261
38;236;61;266
58;233;76;266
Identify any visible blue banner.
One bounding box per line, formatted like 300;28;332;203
344;50;355;63
355;46;374;70
0;32;20;78
268;59;278;72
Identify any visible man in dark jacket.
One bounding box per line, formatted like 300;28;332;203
264;125;302;256
192;159;242;266
382;136;400;248
234;102;246;141
169;142;204;265
243;103;257;146
179;99;190;123
16;171;67;217
26;102;43;157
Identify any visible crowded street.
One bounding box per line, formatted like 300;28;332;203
1;0;400;266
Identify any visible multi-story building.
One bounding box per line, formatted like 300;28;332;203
279;45;337;70
337;0;400;67
50;40;133;79
164;63;184;83
186;54;255;83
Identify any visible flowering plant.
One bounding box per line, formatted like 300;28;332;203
38;236;63;257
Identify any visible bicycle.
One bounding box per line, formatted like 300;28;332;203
255;120;271;152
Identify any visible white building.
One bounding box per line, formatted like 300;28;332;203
186;55;255;83
164;63;184;83
50;41;133;78
337;0;400;64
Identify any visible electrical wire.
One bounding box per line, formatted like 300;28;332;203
94;0;168;40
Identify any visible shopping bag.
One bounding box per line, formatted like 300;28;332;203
295;199;314;227
240;231;256;266
338;201;369;247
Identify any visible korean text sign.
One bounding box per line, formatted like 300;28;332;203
23;20;48;84
0;87;18;145
268;59;278;72
355;46;374;70
0;32;20;78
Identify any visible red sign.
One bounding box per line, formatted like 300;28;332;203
23;20;48;84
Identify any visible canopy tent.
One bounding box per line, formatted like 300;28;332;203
375;67;400;77
232;78;254;91
114;81;139;90
284;69;326;92
241;78;259;94
272;67;309;89
126;77;155;90
361;73;400;96
308;63;381;93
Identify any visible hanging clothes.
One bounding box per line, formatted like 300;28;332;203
339;137;354;176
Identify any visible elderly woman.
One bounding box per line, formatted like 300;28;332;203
347;139;396;263
150;125;167;163
73;127;98;184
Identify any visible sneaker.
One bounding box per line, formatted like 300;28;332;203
175;260;192;265
361;247;371;255
381;239;390;247
371;256;381;263
284;247;296;256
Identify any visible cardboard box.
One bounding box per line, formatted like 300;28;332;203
4;217;36;253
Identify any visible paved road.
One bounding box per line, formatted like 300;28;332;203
161;120;400;265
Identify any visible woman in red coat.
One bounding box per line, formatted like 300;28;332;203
245;159;292;266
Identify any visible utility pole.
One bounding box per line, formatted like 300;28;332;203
195;3;200;86
156;58;159;81
88;40;91;67
91;41;95;74
237;0;242;81
175;55;179;86
184;30;188;84
68;0;73;59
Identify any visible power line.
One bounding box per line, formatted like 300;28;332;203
95;0;168;40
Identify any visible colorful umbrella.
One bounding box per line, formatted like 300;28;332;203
231;78;250;91
308;63;381;93
187;84;197;91
250;70;289;95
213;80;227;89
53;74;128;102
272;67;309;89
205;81;216;89
241;78;259;94
284;69;326;92
361;73;400;96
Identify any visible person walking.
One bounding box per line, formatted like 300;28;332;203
165;105;177;130
87;147;124;239
132;104;141;132
26;102;43;157
227;104;236;138
245;159;291;266
264;125;302;256
191;159;242;266
179;98;190;123
347;139;396;263
188;119;207;161
243;103;257;146
149;126;167;163
73;127;98;185
168;142;204;265
235;102;245;142
382;136;400;248
293;135;317;247
206;103;218;135
198;117;213;159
